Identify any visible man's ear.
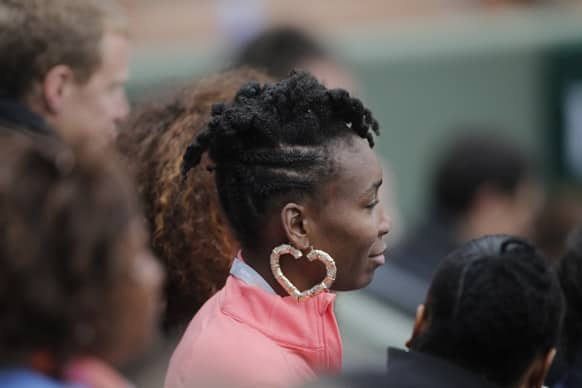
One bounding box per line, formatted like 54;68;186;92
406;304;427;349
522;348;556;388
42;65;75;114
281;203;310;251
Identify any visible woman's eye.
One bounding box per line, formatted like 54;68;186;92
365;200;379;209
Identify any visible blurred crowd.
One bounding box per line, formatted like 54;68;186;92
1;1;582;388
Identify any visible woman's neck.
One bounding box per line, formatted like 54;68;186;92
241;246;325;299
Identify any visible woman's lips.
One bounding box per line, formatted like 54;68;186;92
369;254;385;265
368;247;386;265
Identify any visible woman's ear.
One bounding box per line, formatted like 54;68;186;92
406;304;427;350
281;203;310;250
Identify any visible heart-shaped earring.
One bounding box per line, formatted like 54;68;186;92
270;244;337;302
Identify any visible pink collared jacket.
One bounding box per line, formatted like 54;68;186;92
163;275;342;388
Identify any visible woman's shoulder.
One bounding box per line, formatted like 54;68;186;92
165;337;311;388
174;291;287;360
165;323;309;388
165;295;313;388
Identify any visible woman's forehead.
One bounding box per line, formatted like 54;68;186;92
324;138;382;199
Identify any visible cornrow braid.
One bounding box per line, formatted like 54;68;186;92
182;71;380;249
413;235;564;388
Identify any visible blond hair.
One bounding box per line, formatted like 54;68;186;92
0;0;127;99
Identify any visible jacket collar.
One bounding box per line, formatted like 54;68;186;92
229;255;276;295
0;98;52;135
387;348;502;388
219;275;342;372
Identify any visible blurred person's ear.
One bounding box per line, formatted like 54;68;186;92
519;348;556;388
42;65;75;114
406;304;427;349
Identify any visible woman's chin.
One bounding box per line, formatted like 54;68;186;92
332;272;377;292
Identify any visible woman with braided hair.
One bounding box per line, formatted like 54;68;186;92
164;71;391;388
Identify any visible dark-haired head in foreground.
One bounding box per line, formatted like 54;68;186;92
182;70;391;295
118;69;272;331
407;235;564;388
0;135;163;381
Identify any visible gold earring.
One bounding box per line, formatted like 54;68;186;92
270;244;337;302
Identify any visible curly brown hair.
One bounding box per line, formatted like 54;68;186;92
0;134;151;370
117;69;272;331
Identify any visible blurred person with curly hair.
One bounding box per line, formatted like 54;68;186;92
117;69;272;333
0;134;164;388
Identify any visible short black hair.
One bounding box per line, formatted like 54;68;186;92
182;71;379;250
557;226;582;367
411;235;564;387
232;26;327;80
432;132;533;218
